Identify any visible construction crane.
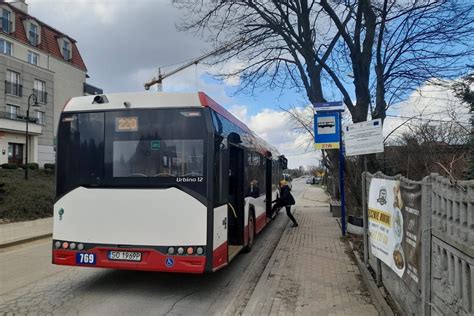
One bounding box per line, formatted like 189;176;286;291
144;39;245;91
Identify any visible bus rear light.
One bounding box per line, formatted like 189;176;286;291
62;242;69;249
77;243;84;251
196;247;204;255
186;247;194;255
69;243;76;250
177;247;184;255
168;247;175;255
55;241;61;248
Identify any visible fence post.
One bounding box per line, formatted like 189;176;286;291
362;171;369;266
376;258;383;287
421;175;432;316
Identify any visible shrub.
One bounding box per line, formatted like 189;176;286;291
1;163;18;169
0;169;55;221
19;163;39;170
44;163;55;170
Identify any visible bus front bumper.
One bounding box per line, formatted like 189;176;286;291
52;247;206;274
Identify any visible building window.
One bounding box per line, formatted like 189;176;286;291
36;111;45;125
5;70;22;96
28;23;39;46
62;39;71;61
1;9;12;34
33;79;47;103
0;38;12;55
28;51;39;65
6;104;18;120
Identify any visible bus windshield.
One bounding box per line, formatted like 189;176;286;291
56;108;207;197
113;139;204;177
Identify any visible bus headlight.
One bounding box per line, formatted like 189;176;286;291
186;247;194;255
168;247;175;255
77;243;84;251
196;247;204;255
177;247;184;255
62;242;69;249
69;243;76;250
54;241;61;248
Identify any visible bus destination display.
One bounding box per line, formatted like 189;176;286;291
115;117;138;131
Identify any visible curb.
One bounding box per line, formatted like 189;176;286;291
349;241;395;316
220;214;290;315
0;233;52;249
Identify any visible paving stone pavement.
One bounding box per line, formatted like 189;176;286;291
242;185;378;316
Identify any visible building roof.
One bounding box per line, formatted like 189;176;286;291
2;2;87;71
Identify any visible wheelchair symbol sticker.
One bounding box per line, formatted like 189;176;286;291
165;257;174;267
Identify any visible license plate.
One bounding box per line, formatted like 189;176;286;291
108;251;142;262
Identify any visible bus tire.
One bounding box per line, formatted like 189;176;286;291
243;211;255;253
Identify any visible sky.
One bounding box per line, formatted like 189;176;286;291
25;0;470;169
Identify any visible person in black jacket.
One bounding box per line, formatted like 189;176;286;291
270;180;298;227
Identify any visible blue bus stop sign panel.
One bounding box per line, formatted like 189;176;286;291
314;111;340;150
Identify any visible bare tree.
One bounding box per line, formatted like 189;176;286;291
176;0;474;207
373;0;474;121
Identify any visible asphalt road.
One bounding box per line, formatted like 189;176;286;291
0;179;307;315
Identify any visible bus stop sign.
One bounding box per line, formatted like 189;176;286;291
314;111;340;149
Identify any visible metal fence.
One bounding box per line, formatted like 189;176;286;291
362;172;473;316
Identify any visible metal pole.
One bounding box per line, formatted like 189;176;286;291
362;157;368;266
25;106;29;180
339;111;346;236
25;94;37;180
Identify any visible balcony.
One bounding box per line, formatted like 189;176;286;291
33;89;47;103
0;18;12;34
5;81;23;97
0;110;42;135
0;110;38;123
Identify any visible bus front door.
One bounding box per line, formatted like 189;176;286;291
228;145;244;251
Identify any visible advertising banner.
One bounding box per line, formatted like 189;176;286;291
368;178;422;288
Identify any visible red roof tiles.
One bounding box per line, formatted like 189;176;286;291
5;2;87;71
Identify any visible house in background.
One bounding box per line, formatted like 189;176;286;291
0;0;100;166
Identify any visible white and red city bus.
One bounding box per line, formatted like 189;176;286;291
52;92;288;273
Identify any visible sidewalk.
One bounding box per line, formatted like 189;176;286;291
243;186;378;315
0;217;52;248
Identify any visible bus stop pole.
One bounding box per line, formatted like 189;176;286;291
338;111;346;236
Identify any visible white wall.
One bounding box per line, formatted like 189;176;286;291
37;144;54;165
49;58;86;135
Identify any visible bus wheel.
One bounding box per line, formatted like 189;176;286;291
243;212;255;253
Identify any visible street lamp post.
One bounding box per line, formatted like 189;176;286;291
25;93;39;180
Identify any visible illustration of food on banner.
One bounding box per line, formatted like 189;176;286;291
368;178;422;287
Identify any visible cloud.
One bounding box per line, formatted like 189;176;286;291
228;106;320;168
27;1;210;92
383;80;470;142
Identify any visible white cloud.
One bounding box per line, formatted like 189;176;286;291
383;80;470;142
228;106;320;169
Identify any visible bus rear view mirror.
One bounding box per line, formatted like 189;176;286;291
278;155;288;170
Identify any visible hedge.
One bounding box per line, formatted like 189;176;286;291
1;163;18;169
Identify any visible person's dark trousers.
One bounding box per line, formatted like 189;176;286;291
285;206;298;226
268;201;284;218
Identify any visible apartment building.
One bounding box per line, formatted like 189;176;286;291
0;0;101;166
